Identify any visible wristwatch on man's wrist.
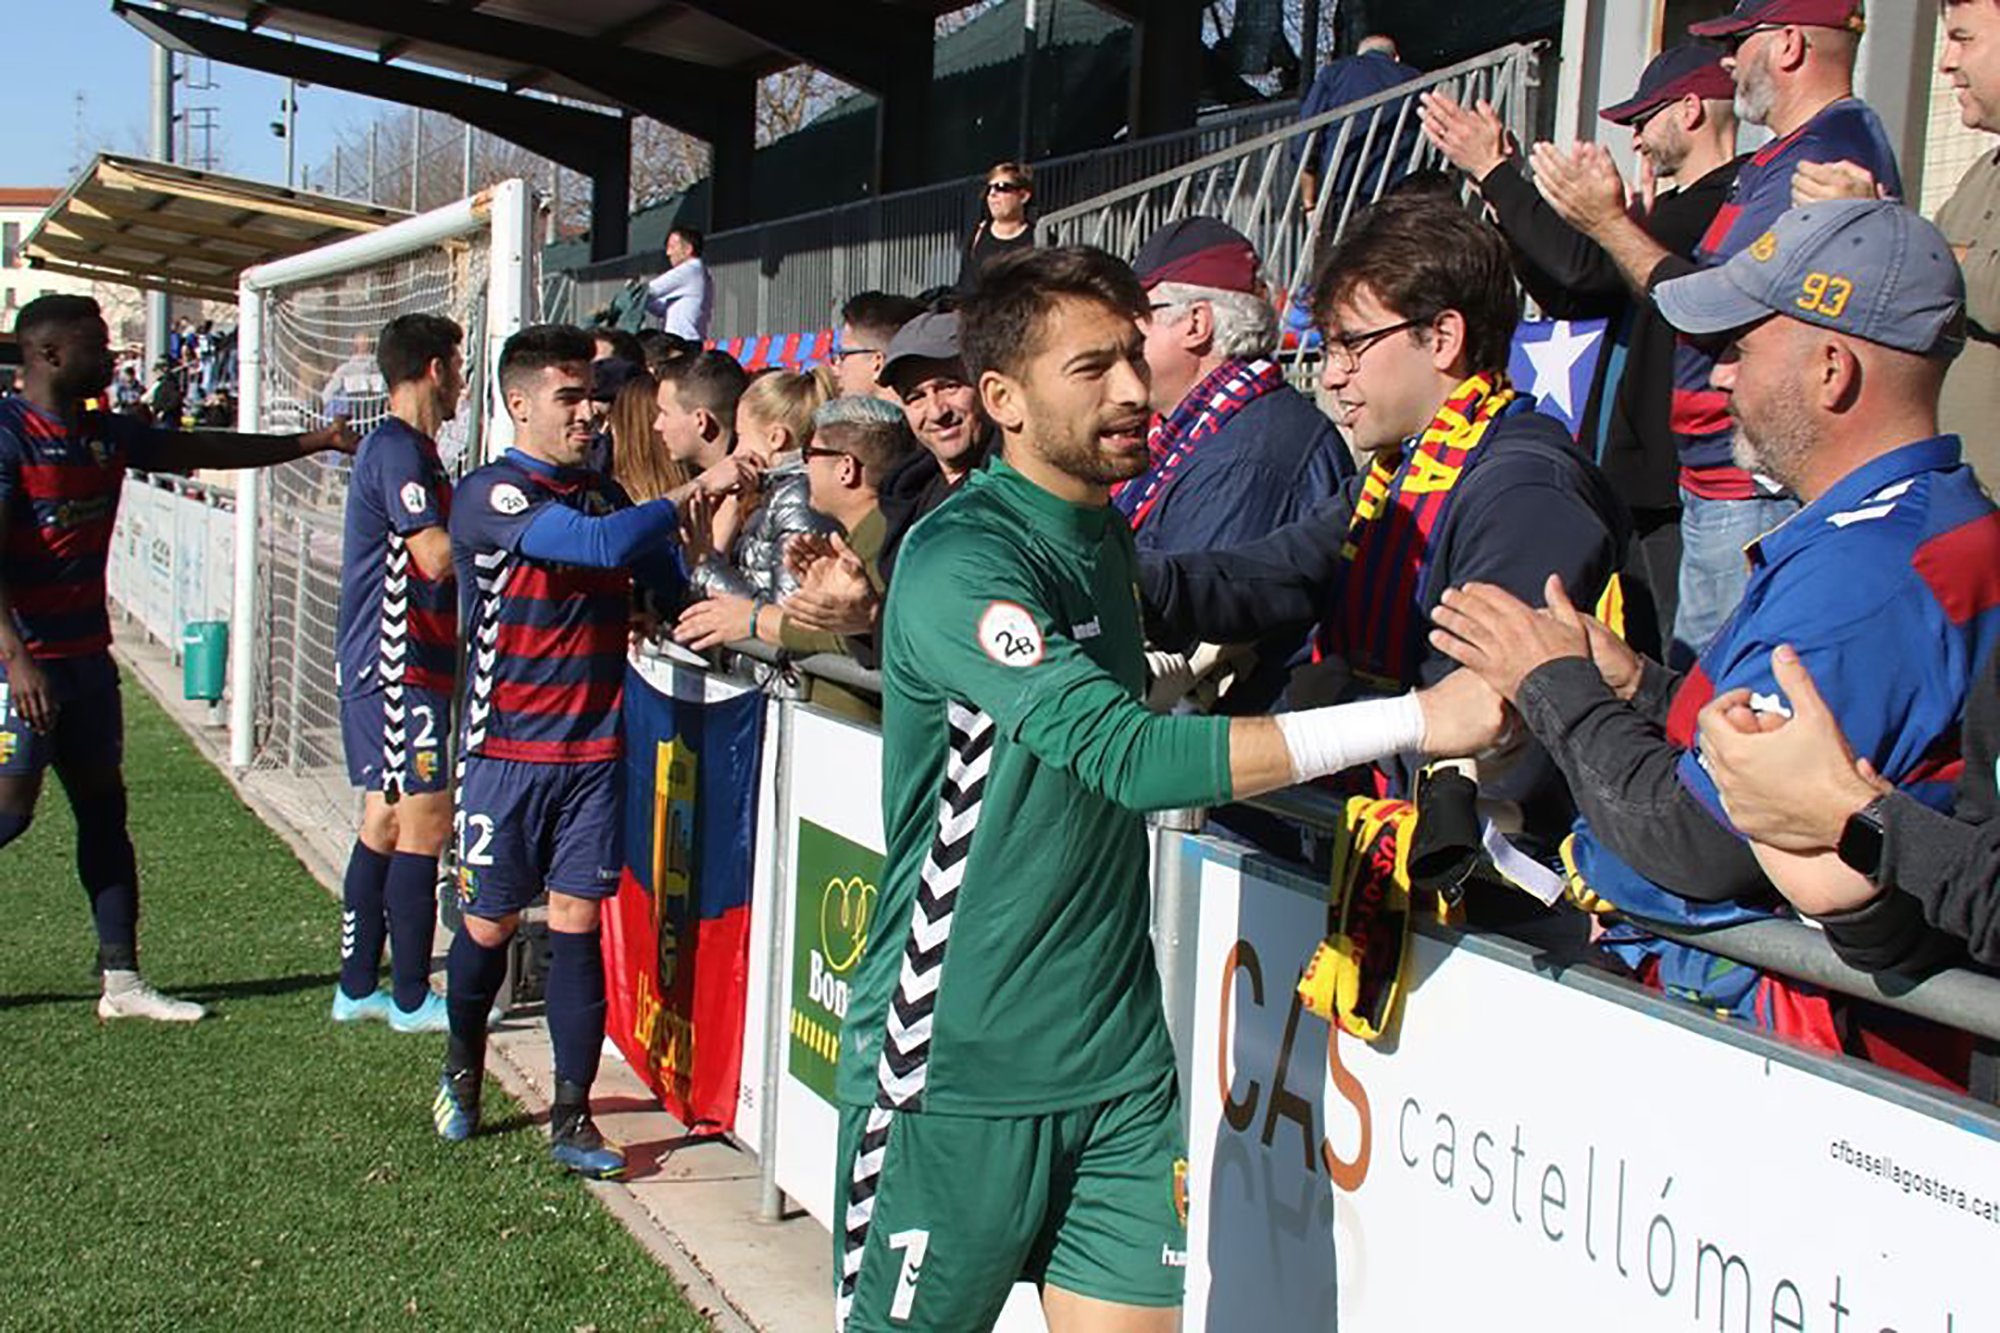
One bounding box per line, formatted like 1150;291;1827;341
1835;795;1893;884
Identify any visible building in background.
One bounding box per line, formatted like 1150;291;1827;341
0;187;151;353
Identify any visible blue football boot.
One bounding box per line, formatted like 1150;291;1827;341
549;1098;626;1180
389;990;450;1034
331;986;392;1024
432;1066;482;1143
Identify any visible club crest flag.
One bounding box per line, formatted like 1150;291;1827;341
602;660;763;1133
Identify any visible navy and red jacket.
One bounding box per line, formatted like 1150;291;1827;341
1524;438;2000;1007
0;396;169;660
450;449;684;765
1652;98;1902;498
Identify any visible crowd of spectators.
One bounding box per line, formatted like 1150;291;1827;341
555;0;2000;1097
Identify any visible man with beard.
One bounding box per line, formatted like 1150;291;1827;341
1793;0;2000;490
831;245;1509;1331
1531;0;1899;663
1422;42;1741;662
1429;200;2000;1085
0;295;357;1022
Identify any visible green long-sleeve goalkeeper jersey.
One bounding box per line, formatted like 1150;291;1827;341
836;460;1236;1117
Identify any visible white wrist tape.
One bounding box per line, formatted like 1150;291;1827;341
1274;693;1426;785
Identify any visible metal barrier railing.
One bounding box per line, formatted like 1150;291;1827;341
107;469;237;662
555;100;1301;339
716;638;2000;1091
1037;41;1544;377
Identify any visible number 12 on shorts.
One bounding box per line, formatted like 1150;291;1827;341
887;1228;930;1321
455;810;496;865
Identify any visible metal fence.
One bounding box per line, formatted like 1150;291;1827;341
1038;41;1544;375
551;99;1302;340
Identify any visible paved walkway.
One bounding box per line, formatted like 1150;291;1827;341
115;629;832;1333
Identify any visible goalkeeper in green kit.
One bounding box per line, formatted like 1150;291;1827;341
833;246;1508;1332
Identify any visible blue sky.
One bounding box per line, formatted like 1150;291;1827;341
7;4;392;192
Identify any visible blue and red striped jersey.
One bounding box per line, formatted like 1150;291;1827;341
1671;99;1902;495
1577;435;2000;928
451;450;636;764
0;396;169;659
335;417;456;700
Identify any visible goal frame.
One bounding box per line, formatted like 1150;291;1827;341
228;178;537;769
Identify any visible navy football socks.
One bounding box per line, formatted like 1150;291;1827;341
339;841;392;1000
383;852;440;1011
74;790;139;974
547;927;607;1092
445;927;509;1074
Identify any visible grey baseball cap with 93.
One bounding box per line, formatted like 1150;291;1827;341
1655;199;1965;356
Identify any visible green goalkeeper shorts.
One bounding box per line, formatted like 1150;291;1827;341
833;1066;1187;1331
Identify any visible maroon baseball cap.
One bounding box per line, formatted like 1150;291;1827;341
1689;0;1865;38
1131;217;1260;294
1600;42;1736;126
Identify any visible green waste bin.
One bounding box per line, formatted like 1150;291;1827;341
183;621;228;703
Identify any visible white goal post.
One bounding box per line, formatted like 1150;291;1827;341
228;179;536;826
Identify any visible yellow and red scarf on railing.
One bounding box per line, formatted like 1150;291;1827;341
1318;372;1516;691
1296;794;1461;1042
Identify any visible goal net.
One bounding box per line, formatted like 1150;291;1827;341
232;181;537;869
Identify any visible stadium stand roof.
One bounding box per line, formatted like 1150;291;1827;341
110;0;1211;260
23;154;404;303
109;0;990;260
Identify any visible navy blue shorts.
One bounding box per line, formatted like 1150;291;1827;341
0;652;123;778
453;755;622;918
340;688;452;795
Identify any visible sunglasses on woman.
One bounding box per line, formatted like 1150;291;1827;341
986;180;1027;195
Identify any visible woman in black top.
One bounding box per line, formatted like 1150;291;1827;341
955;161;1036;294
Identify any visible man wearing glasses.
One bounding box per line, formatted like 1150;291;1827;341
833;290;927;400
1532;0;1898;664
1139;195;1626;875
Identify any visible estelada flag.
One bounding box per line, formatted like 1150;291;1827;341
602;658;763;1133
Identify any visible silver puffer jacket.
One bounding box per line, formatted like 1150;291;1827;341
690;459;839;601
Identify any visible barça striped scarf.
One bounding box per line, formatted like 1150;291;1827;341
1113;356;1285;530
1320;372;1515;690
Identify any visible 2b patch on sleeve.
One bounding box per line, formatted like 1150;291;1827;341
977;601;1044;667
400;481;429;515
489;483;529;516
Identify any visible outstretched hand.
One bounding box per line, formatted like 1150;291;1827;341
1429;575;1591;704
674;595;758;653
1416;668;1515;758
304;417;360;455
